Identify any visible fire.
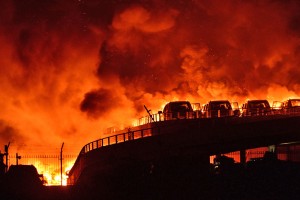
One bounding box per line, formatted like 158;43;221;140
31;160;75;186
1;0;300;185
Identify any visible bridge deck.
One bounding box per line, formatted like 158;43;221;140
67;114;300;185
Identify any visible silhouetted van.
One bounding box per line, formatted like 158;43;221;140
163;101;193;120
202;100;233;118
242;100;271;116
281;99;300;114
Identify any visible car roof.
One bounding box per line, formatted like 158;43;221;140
247;100;269;103
7;165;39;175
168;101;191;104
209;100;230;103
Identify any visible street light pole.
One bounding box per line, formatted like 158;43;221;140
60;142;64;186
4;142;10;173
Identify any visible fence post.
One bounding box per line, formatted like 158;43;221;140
60;143;64;186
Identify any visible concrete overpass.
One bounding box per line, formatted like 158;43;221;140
67;114;300;186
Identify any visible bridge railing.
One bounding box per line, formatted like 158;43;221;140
68;126;156;185
80;127;154;154
69;106;300;184
280;107;300;115
134;111;202;126
242;108;300;117
133;108;300;126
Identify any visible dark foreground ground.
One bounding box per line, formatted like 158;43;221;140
1;159;300;200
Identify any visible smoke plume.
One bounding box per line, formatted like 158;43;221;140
1;0;300;154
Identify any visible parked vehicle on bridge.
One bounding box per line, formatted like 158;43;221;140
241;100;271;116
202;100;233;118
163;101;194;120
281;99;300;114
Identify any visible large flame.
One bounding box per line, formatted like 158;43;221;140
1;0;300;184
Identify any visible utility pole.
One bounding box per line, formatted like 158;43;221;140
4;142;10;173
60;142;64;186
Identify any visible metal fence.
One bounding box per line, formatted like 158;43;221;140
133;108;300;127
79;108;300;159
81;127;154;154
8;154;77;185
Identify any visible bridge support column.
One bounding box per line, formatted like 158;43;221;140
240;149;246;164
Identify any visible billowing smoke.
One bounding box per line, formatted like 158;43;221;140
0;120;26;149
1;0;300;154
87;0;300;119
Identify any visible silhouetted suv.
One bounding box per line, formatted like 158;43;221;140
202;100;233;118
281;98;300;114
241;100;271;116
163;101;194;120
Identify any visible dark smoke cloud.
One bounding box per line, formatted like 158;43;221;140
0;120;26;146
80;0;300;118
80;88;122;118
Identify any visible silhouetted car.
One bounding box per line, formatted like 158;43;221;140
281;99;300;114
213;155;235;174
5;165;44;187
241;100;271;116
202;100;233;118
163;101;194;120
3;165;45;199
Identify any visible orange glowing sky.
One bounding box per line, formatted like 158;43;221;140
1;0;300;155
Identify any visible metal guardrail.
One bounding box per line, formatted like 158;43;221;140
242;108;300;117
133;108;300;126
134;111;202;126
68;127;155;185
80;127;153;154
79;108;300;156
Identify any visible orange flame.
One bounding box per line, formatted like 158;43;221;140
1;1;300;183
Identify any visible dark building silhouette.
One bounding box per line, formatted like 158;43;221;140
0;152;5;178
